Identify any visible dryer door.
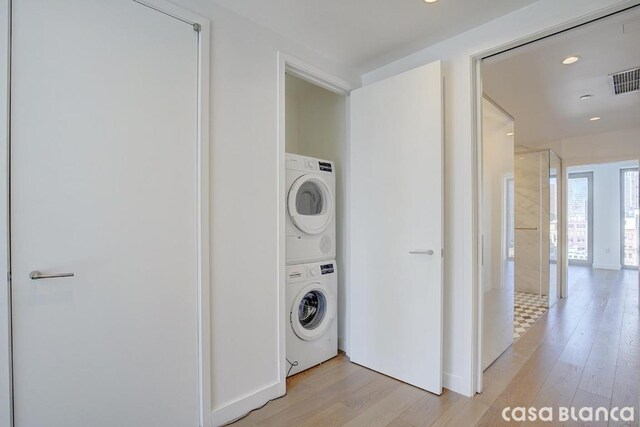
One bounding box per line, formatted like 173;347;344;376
288;175;333;235
291;283;336;341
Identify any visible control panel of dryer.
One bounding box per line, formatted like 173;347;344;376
320;263;335;275
318;161;333;172
285;153;334;174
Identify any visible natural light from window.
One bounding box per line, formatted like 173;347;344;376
622;168;639;268
568;175;590;262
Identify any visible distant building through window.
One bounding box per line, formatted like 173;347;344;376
567;174;591;263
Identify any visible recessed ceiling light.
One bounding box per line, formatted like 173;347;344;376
562;55;581;65
424;0;438;3
589;116;601;121
580;94;593;100
506;132;514;136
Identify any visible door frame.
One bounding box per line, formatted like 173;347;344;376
0;1;212;425
0;0;11;425
471;2;640;394
276;52;353;388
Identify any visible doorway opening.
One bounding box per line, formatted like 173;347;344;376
278;55;350;387
478;3;640;379
278;56;446;397
566;160;639;292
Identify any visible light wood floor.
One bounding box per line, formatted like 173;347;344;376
232;267;639;426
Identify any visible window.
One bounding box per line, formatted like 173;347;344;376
567;172;593;264
621;168;639;268
550;174;558;263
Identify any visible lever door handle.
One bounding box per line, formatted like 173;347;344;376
409;249;435;255
29;270;75;280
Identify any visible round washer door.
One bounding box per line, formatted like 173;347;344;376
291;282;336;341
288;175;333;235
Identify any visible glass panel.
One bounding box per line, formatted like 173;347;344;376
567;175;590;262
296;181;324;216
548;151;561;307
550;174;558;263
506;178;515;259
298;291;326;330
622;169;639;268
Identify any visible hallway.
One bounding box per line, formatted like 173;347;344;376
232;267;639;426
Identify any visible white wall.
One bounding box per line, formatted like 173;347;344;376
284;74;348;349
568;161;638;270
561;127;640;164
529;127;640;164
362;0;638;396
162;1;357;424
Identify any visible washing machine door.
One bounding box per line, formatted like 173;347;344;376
291;282;336;341
288;175;333;235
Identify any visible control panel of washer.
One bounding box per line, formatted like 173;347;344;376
285;261;336;282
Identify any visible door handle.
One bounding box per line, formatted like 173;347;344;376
409;249;435;255
29;270;75;280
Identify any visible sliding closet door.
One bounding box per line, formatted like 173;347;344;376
11;1;200;425
349;61;444;394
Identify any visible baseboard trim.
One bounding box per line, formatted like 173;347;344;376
211;381;284;427
592;263;621;271
443;371;467;396
338;337;348;352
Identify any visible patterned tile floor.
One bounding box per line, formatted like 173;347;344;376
514;292;549;340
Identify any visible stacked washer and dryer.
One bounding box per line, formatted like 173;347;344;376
285;153;338;376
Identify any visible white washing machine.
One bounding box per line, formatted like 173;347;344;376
286;260;338;377
285;153;336;265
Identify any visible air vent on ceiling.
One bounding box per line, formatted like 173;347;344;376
608;67;640;95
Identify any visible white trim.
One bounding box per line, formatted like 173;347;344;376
561;165;569;298
472;1;640;398
0;0;11;425
211;382;281;427
277;52;353;393
443;372;464;393
558;158;567;299
279;53;352;96
194;13;212;427
344;94;352;356
472;58;483;395
137;3;212;425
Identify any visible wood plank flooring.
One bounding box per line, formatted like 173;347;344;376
230;267;639;426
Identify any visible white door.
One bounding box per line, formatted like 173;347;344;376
11;1;200;425
349;61;444;393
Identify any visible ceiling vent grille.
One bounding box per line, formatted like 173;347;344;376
608;67;640;95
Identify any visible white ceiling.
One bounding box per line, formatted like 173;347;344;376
483;6;640;148
209;0;538;74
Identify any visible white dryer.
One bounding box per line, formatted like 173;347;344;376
285;153;336;265
286;260;338;377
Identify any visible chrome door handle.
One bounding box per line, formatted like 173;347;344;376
409;249;435;255
29;270;75;280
